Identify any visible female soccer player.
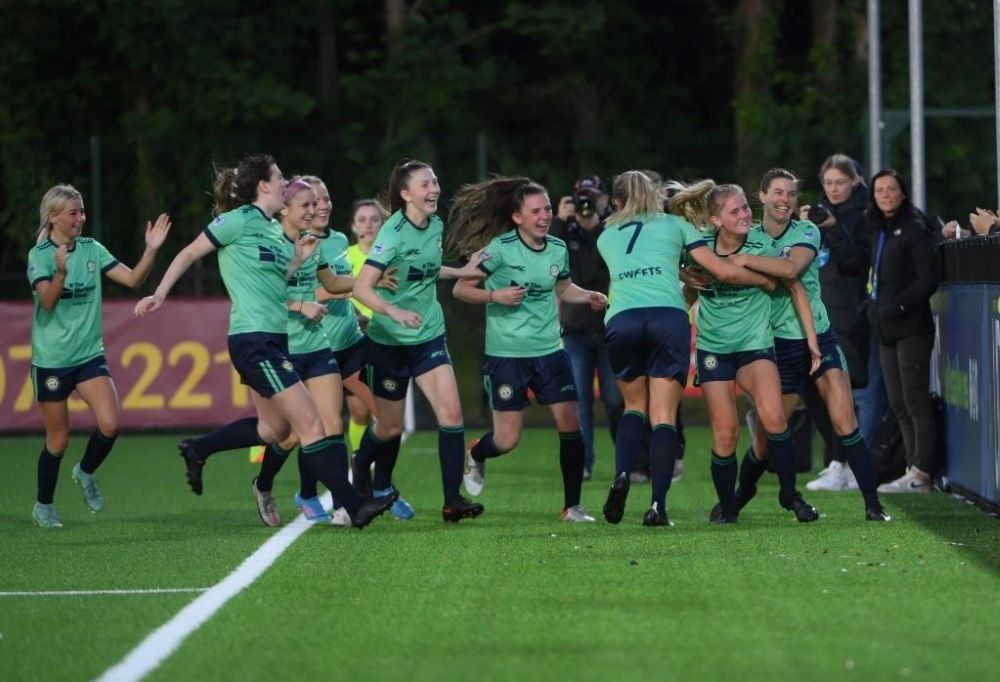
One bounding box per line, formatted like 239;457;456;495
596;171;784;526
29;184;170;527
724;169;888;522
342;199;383;454
292;178;413;522
672;180;821;524
351;158;489;523
135;154;396;529
448;176;606;522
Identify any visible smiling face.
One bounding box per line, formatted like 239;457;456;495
758;177;798;226
400;167;440;220
49;199;86;242
822;168;855;205
351;204;383;247
258;164;288;215
310;181;331;230
283;187;317;232
873;175;904;217
711;191;753;236
512;192;553;245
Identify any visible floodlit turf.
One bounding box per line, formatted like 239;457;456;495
2;428;999;681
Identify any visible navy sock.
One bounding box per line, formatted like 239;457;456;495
373;435;402;491
354;425;384;472
615;411;648;478
37;447;63;505
79;429;116;474
738;446;767;493
559;430;585;508
191;417;261;460
256;443;290;492
766;428;797;496
300;436;360;515
649;424;678;512
471;432;503;461
439;426;465;503
840;428;880;508
298;447;318;499
711;451;738;514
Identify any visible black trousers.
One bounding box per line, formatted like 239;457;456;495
879;333;935;473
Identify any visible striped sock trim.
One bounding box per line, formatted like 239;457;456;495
558;430;583;441
440;425;465;434
301;437;341;456
268;443;291;459
652;423;677;433
840;429;864;447
766;428;792;443
711;451;736;466
623;410;649;423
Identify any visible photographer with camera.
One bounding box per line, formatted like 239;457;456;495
798;155;885;492
550;175;623;481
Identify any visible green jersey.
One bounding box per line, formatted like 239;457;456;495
205;205;291;336
364;210;445;345
694;231;778;353
282;232;331;355
754;221;831;339
316;229;364;351
479;230;570;358
598;213;706;321
28;237;118;368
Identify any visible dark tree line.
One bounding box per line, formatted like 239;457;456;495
0;0;994;297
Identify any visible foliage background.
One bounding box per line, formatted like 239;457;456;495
0;0;994;417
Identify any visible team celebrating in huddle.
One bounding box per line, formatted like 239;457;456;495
26;155;891;529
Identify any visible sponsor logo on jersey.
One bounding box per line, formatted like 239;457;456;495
430;350;447;360
617;266;663;280
560;384;575;392
703;354;719;370
498;384;513;400
45;376;60;392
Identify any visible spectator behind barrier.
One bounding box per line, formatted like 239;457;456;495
866;169;939;494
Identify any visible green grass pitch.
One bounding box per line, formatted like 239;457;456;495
2;427;999;681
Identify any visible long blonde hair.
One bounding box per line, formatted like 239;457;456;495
665;179;744;229
607;170;663;225
37;184;83;244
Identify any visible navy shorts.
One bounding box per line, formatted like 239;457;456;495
228;332;301;398
333;337;367;380
33;355;111;402
483;350;577;412
774;329;848;395
695;347;776;385
605;307;690;383
366;335;452;401
289;348;340;381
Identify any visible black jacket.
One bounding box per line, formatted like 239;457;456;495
816;186;872;386
869;211;939;344
549;216;609;335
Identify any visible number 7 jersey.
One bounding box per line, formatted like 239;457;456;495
597;212;707;321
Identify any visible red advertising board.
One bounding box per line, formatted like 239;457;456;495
0;299;255;431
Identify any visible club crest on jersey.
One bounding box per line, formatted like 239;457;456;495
703;354;719;370
498;384;513;400
382;378;398;393
44;376;60;392
549;264;560;277
87;260;97;272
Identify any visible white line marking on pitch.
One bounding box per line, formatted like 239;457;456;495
97;430;408;682
0;589;208;597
